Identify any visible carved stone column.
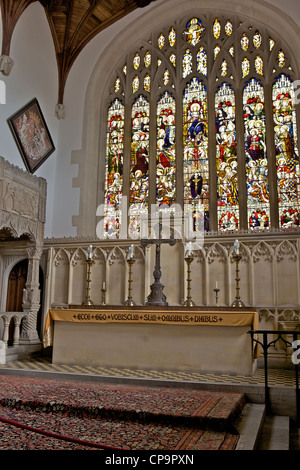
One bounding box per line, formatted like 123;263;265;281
20;244;42;344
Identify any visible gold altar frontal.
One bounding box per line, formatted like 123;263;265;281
44;306;259;376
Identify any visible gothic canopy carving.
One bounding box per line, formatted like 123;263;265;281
0;0;157;103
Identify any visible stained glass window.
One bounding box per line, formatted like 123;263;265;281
225;20;233;36
277;50;286;68
132;76;139;93
183;78;208;232
241;33;249;51
244;78;270;230
169;53;176;67
104;14;298;238
163;69;170;85
144;51;151;68
214;45;221;60
184;18;205;46
114;78;121;93
253;31;262;49
242;58;250;78
273;74;300;228
158;33;165;49
169;27;176;47
133;53;140;70
144;74;150;92
216;83;238;231
220;60;228;77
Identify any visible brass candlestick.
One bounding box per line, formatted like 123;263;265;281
82;258;95;306
184;255;196;307
231;253;245;307
214;287;220;306
101;287;106;305
124;258;136;306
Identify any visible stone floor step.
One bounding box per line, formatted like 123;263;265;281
256;415;290;450
234;403;266;450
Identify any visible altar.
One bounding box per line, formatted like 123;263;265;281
44;306;259;376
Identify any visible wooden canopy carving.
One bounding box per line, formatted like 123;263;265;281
0;0;156;104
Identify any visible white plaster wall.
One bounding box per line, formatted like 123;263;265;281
0;3;58;237
0;0;299;239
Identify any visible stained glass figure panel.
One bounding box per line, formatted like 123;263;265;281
156;92;176;208
244;78;270;230
273;74;300;228
197;47;207;76
104;98;124;238
215;83;239;231
183;49;193;78
183;77;209;234
129;95;150;238
184;18;205;46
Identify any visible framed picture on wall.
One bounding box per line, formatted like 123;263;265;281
7;98;55;173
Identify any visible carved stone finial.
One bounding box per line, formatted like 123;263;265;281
55;103;65;120
0;55;14;76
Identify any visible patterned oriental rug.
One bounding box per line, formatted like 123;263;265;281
0;375;246;451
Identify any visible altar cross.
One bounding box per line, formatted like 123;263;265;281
141;222;176;306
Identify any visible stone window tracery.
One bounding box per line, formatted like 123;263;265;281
103;13;299;238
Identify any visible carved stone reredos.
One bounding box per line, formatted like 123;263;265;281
0;157;46;244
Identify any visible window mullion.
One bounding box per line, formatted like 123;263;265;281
235;87;248;231
123;101;132;233
207;88;217;232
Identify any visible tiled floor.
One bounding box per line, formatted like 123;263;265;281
0;356;298;387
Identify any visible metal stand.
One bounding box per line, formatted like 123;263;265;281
183;255;196;307
232;253;245;307
124;258;136;306
213;287;220;306
141;222;176;306
82;258;95;306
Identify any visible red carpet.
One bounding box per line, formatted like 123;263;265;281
0;375;246;450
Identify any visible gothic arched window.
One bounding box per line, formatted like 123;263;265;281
103;14;299;238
